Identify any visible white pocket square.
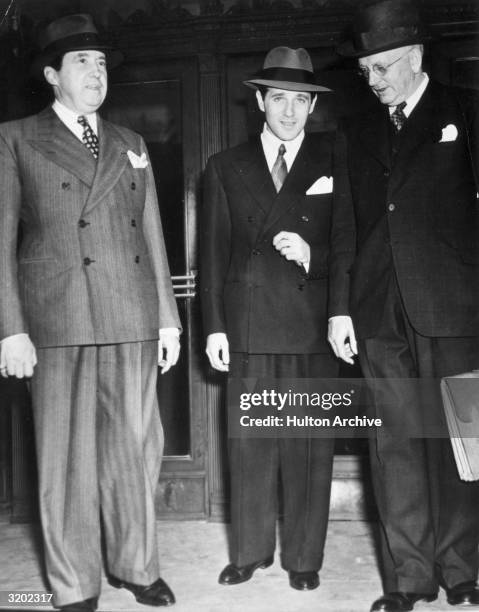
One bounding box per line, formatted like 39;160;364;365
306;176;333;195
127;150;149;168
439;124;458;143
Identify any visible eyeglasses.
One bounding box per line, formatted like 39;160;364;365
357;49;411;80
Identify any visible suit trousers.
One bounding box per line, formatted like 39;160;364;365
228;352;337;572
30;342;163;607
359;276;479;594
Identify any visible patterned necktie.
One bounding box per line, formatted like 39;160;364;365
390;102;407;133
77;115;99;159
271;143;287;192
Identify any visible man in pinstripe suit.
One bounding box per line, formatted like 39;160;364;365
0;14;180;611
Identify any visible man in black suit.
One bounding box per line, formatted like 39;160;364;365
328;1;479;611
201;47;346;591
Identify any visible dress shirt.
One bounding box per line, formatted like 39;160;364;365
52;100;98;140
388;73;429;119
260;123;304;172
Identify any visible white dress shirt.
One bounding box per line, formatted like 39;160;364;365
52;99;98;139
389;73;429;118
260;123;304;171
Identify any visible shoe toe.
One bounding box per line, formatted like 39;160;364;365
288;571;319;591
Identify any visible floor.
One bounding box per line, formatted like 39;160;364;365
0;517;463;612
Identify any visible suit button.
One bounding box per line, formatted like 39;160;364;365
301;215;309;222
388;203;395;212
252;249;261;256
83;257;94;266
131;219;137;227
298;283;305;291
247;216;254;223
61;182;71;190
78;219;89;228
135;255;140;263
383;169;390;177
131;182;136;190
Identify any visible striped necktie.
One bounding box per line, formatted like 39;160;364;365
271;143;287;192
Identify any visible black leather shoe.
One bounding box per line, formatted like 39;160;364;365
288;570;319;591
60;598;98;612
218;556;274;585
371;592;438;612
446;581;479;606
109;576;175;606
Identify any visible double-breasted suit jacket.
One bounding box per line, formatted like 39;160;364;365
330;80;478;339
201;132;345;355
0;106;179;347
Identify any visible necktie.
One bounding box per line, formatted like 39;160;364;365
390;102;407;133
77;115;99;159
271;143;287;192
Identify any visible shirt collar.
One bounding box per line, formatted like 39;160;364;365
52;99;98;135
260;123;305;172
389;73;429;118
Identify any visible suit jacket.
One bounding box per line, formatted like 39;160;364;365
201;132;348;354
0;106;180;347
329;81;479;339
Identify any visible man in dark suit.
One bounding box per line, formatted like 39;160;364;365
328;1;479;611
0;15;180;611
201;47;346;591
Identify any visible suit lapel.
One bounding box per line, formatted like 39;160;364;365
261;135;326;234
230;138;276;216
82;117;130;215
357;105;391;169
393;80;439;164
28;107;97;186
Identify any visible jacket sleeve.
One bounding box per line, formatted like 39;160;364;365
200;155;231;338
0;127;28;340
328;127;356;317
141;137;181;331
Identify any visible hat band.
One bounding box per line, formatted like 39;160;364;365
353;25;421;52
41;32;108;56
253;67;317;86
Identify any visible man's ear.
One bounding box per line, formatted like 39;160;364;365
256;89;265;112
409;47;423;74
309;94;317;115
43;66;58;87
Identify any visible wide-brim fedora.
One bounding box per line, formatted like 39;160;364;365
244;46;331;93
338;0;431;58
32;13;123;80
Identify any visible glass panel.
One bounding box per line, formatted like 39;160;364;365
104;81;190;456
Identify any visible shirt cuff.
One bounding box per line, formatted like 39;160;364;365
159;327;180;337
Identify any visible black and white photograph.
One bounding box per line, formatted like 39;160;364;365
0;1;478;611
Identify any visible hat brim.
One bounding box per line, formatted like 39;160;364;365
337;33;432;58
31;44;123;80
244;78;331;93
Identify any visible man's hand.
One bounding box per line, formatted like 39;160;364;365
0;333;37;378
158;331;180;375
328;316;358;365
206;333;230;372
273;231;310;267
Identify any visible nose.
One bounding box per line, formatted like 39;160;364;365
284;99;294;117
367;70;380;86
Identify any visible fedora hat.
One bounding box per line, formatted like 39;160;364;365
244;46;331;93
338;0;431;58
32;14;123;80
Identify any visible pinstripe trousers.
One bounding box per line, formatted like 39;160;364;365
30;341;163;607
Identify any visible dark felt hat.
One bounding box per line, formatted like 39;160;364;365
244;46;331;93
32;14;123;80
338;0;431;58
